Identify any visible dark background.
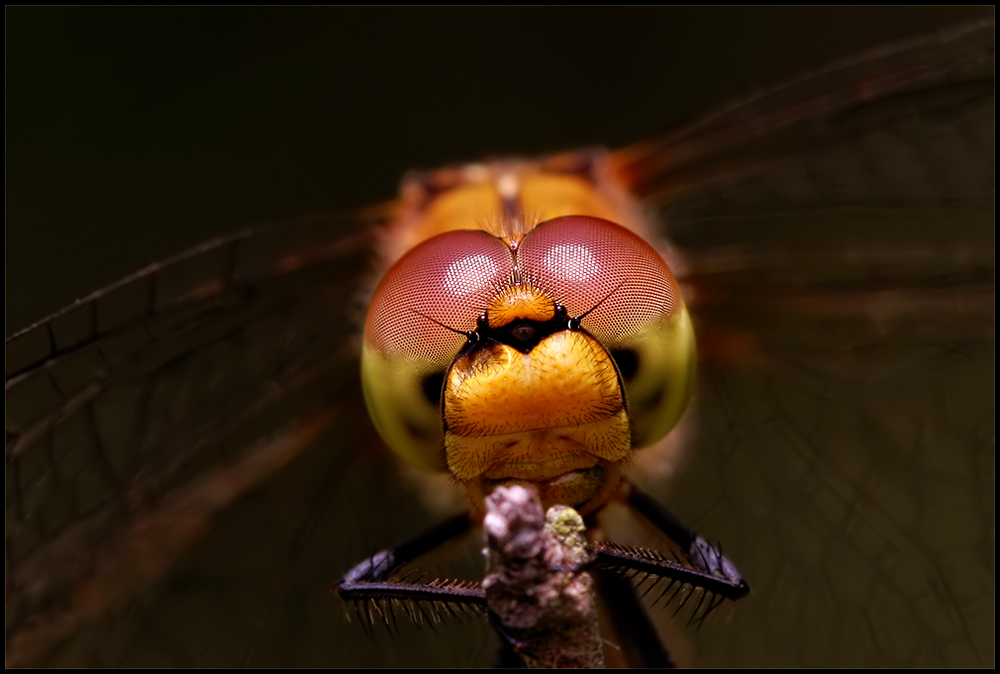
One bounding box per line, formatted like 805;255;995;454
5;8;994;668
6;6;993;332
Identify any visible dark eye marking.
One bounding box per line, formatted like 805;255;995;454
610;348;640;382
402;415;433;443
420;371;446;406
639;383;667;412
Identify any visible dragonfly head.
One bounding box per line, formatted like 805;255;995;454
362;216;695;516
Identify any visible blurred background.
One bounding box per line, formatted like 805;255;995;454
6;6;994;668
7;6;992;330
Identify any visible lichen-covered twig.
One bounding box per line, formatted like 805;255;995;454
482;485;604;668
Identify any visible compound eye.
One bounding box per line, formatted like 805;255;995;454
517;216;695;448
366;230;516;361
518;216;683;343
362;230;515;472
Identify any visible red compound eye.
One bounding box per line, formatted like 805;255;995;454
517;216;682;345
365;230;515;364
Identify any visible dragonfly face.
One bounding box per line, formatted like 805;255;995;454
6;10;994;668
361;161;695;517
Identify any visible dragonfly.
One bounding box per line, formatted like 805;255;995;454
5;13;994;668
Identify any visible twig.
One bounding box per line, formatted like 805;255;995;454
482;486;604;668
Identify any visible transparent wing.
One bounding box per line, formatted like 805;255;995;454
6;16;994;669
620;17;994;667
3;209;449;666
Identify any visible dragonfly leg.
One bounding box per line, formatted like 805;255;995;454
333;513;486;614
624;483;750;599
594;567;675;668
579;485;750;667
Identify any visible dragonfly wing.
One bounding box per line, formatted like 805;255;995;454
4;209;451;666
6;16;993;669
622;17;994;667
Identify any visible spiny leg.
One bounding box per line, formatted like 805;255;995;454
582;483;750;666
594;567;675;668
625;483;749;599
333;513;485;622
